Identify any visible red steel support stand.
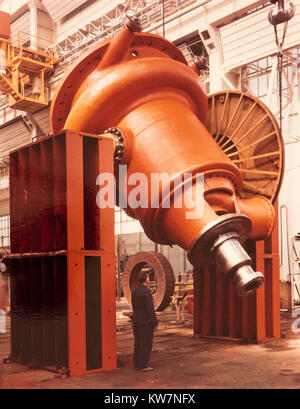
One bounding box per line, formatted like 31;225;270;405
9;130;116;376
193;202;280;343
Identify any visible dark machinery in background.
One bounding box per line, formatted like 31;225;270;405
4;13;284;376
123;251;175;311
118;244;188;313
121;249;195;313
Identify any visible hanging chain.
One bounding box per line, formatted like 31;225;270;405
274;21;288;135
268;0;295;138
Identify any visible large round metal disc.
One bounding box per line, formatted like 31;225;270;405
206;91;284;203
123;251;175;312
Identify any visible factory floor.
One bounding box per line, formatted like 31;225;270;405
0;299;300;389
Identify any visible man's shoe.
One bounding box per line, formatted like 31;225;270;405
140;367;154;371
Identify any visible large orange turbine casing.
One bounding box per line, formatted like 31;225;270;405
50;25;274;261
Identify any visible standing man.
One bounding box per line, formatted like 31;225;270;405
131;268;158;371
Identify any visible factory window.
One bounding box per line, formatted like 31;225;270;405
114;208;143;235
244;48;300;141
0;168;9;190
0;215;10;248
175;33;208;68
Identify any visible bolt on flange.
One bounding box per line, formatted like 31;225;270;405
104;127;125;164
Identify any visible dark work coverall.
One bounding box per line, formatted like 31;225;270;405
132;284;158;369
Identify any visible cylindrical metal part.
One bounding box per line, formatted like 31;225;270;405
234;265;264;297
211;232;264;296
211;232;251;277
32;75;41;95
96;20;137;71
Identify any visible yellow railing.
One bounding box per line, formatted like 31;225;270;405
0;31;57;112
17;31;59;60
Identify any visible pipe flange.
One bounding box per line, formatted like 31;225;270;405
104;127;125;164
187;214;251;267
124;15;142;33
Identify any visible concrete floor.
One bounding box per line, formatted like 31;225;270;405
1;301;300;389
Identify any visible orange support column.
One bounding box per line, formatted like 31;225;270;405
67;254;86;376
255;201;281;342
65;131;117;375
98;137;117;371
65;131;86;376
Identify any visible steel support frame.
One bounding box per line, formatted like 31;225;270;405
8;130;116;376
193;202;280;343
